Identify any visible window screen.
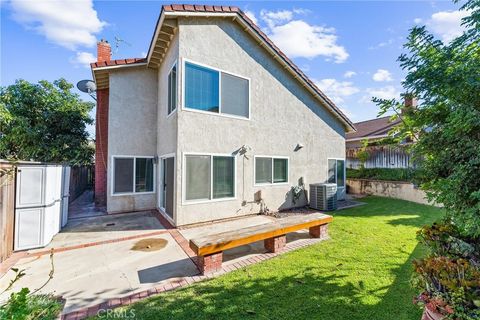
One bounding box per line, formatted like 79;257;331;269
328;159;336;184
168;64;177;114
114;158;134;193
185;155;211;200
255;157;272;184
185;63;219;113
135;158;154;192
221;73;249;118
213;156;234;199
273;158;288;183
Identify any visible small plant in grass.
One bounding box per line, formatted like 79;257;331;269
0;251;63;320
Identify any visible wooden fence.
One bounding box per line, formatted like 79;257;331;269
0;163;15;264
346;145;414;169
69;165;94;203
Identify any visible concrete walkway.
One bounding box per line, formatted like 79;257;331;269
68;190;105;219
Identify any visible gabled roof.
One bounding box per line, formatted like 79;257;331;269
346;116;400;141
91;4;356;132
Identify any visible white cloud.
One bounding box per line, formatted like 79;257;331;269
363;86;401;102
260;9;348;63
427;10;468;42
269;21;348;62
260;9;294;28
414;18;423;24
372;69;393;82
344;71;356;78
10;0;107;50
244;10;258;25
315;78;360;104
71;51;96;68
140;51;147;57
368;38;394;50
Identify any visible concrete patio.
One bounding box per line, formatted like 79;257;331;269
0;209;329;317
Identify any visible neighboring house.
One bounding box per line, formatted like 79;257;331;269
90;4;355;226
345;98;416;169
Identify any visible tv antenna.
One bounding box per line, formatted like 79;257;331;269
114;36;131;54
76;80;97;100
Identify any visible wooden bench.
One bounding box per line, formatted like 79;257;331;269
189;213;333;274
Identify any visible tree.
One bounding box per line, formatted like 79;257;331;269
375;1;480;318
376;0;480;238
0;79;94;165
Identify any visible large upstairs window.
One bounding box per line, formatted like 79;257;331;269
184;61;249;119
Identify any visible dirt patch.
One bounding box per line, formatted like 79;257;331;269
131;238;168;252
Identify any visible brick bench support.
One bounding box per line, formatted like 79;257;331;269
190;213;332;275
264;235;286;253
309;224;329;239
198;251;223;274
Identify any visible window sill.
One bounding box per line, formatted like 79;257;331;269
166;109;177;119
182;197;236;206
111;191;156;197
182;107;250;121
254;182;289;187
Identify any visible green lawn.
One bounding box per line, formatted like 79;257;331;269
96;197;443;320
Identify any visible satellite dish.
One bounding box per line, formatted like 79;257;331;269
77;80;97;100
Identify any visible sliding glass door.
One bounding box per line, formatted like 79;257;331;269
328;159;346;200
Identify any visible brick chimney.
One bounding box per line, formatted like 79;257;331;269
404;96;417;108
402;95;417;115
94;38;110;208
97;39;111;62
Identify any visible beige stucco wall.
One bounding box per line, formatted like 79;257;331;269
107;67;158;213
347;178;440;206
173;17;347;226
156;31;179;222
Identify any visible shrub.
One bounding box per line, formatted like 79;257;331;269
413;223;480;320
0;288;63;320
412;256;480;319
346;168;417;182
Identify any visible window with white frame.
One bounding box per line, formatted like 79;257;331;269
255;157;288;185
184;61;249;118
328;159;345;187
167;63;177;115
185;154;235;201
113;157;154;194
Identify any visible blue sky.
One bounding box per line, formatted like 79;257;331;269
1;1;466;137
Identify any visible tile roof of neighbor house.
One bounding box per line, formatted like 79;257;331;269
346;116;401;141
91;4;355;131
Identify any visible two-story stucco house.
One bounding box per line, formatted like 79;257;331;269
91;4;355;227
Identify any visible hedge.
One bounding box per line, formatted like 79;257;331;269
346;168;417;182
